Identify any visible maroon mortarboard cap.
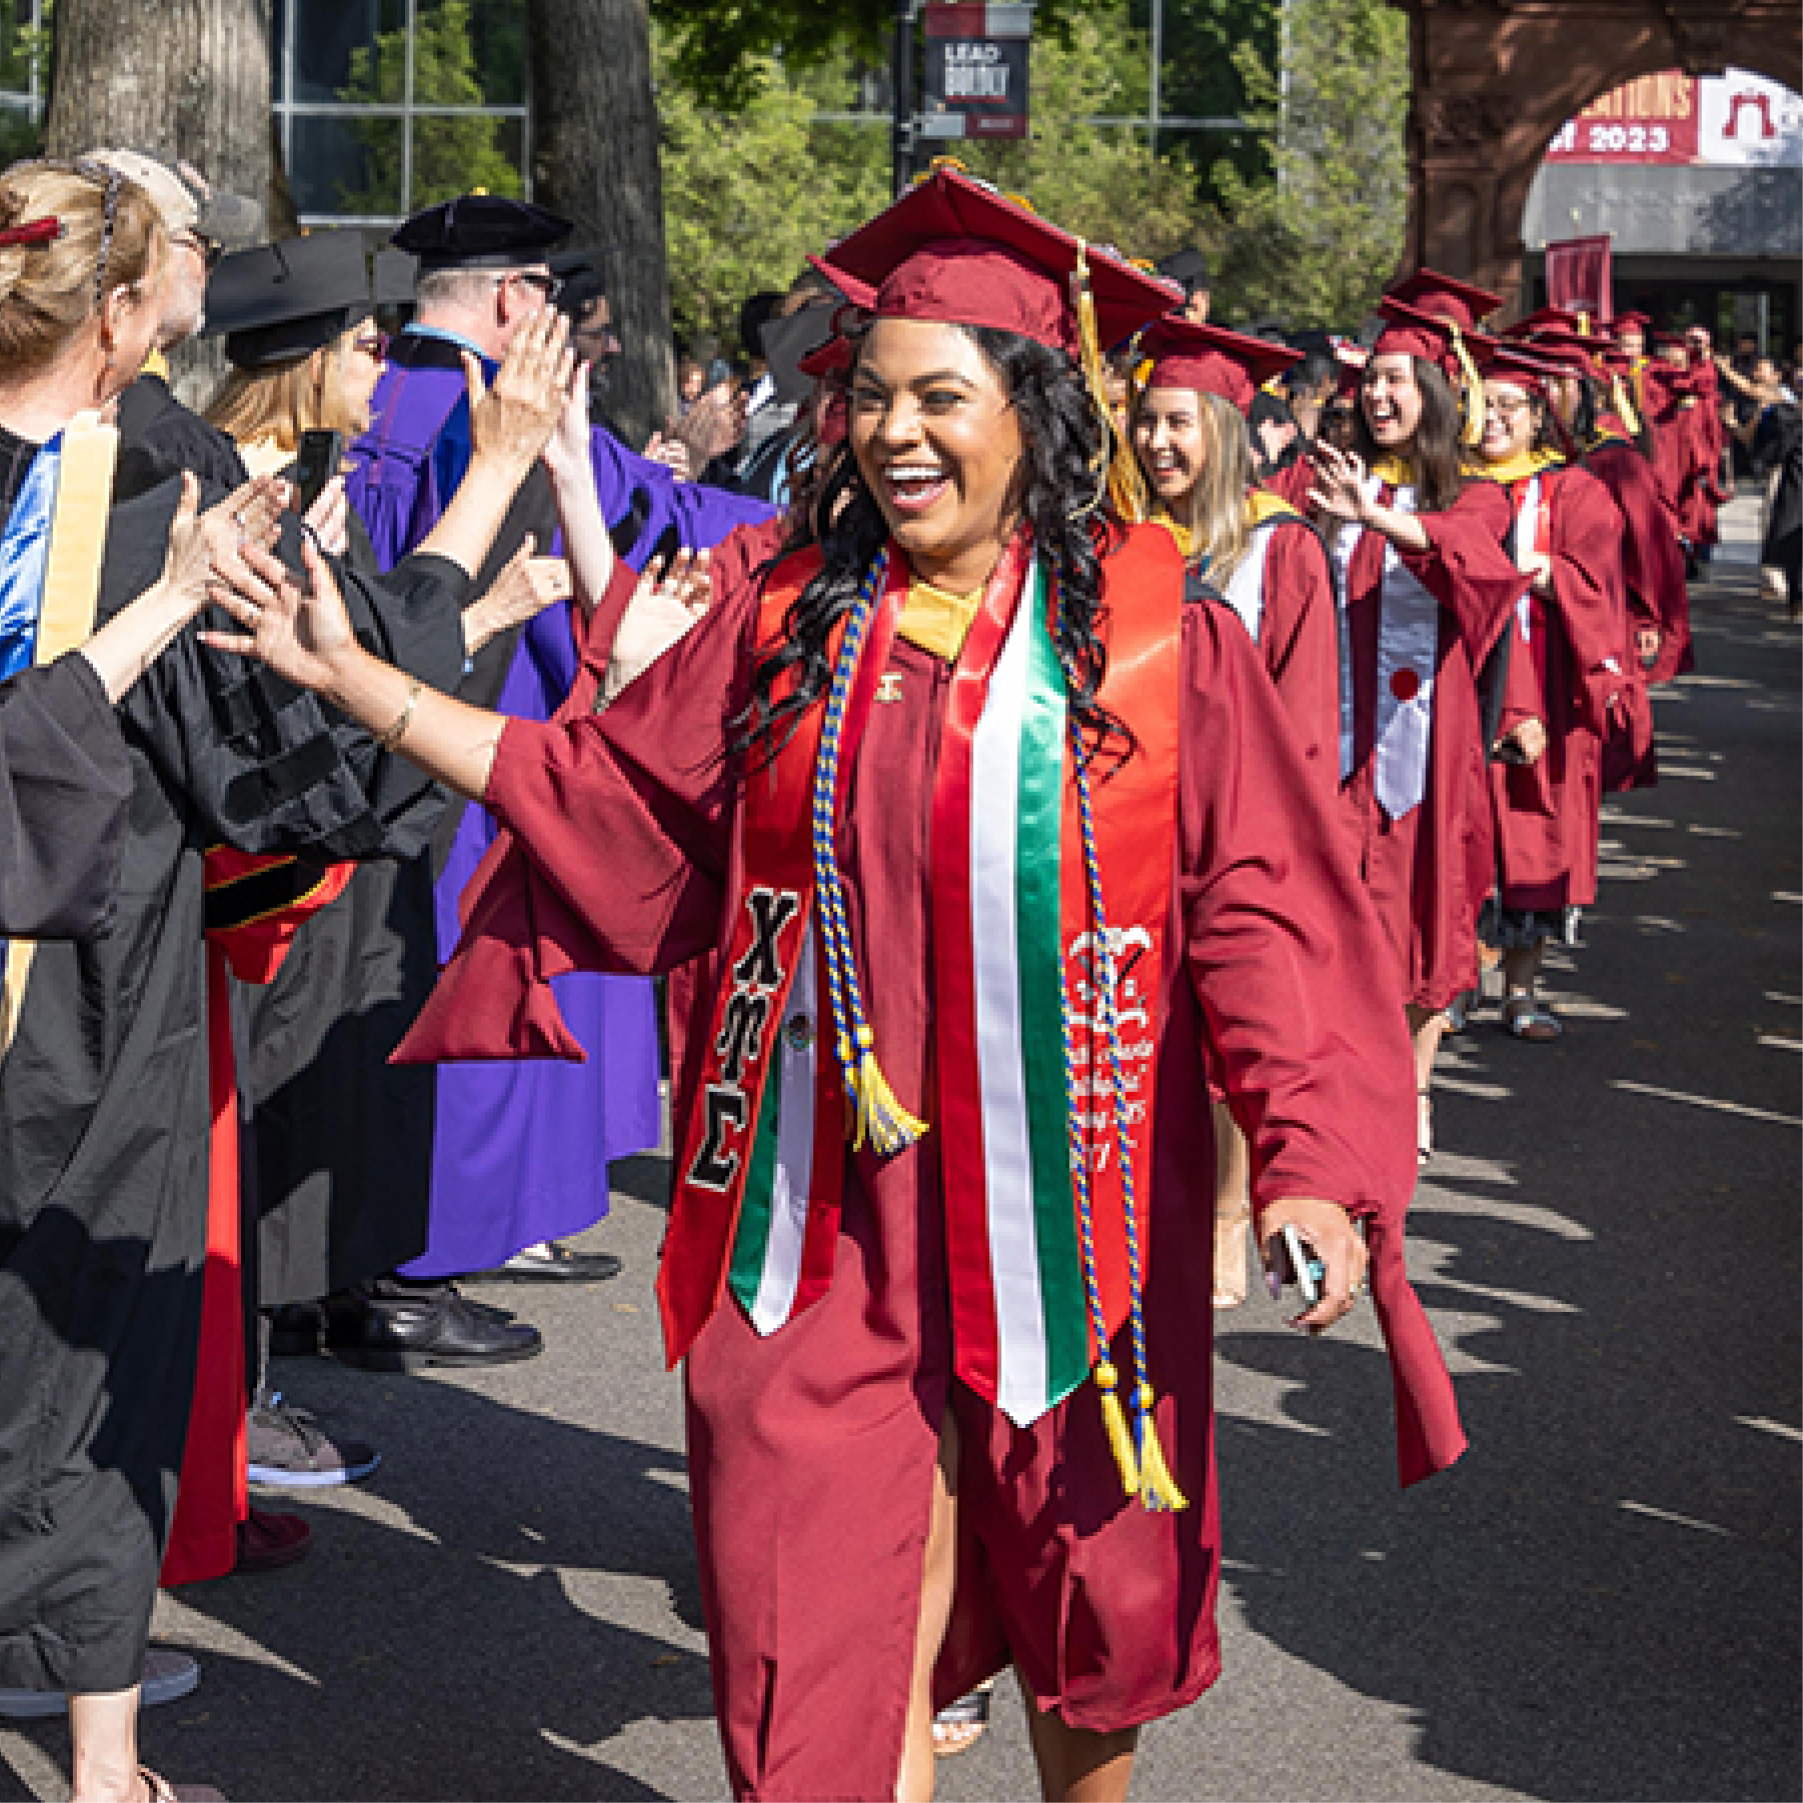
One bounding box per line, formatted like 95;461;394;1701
1506;306;1585;339
1373;295;1495;379
1137;316;1303;414
808;256;876;312
797;334;852;382
813;165;1177;359
1383;268;1503;331
1612;310;1651;332
1653;329;1688;350
1514;326;1600;377
1477;339;1568;395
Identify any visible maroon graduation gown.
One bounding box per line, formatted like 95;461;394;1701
1488;465;1635;913
1334;480;1529;1012
400;531;1466;1799
1586;431;1692;686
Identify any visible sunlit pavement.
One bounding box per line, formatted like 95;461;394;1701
3;498;1796;1802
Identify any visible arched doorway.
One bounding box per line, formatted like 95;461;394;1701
1522;67;1801;350
1390;0;1802;308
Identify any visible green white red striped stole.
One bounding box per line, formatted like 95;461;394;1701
655;549;904;1364
658;529;1187;1500
931;537;1183;1431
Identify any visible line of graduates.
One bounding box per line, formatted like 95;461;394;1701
0;151;1706;1803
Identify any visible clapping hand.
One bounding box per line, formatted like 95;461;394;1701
599;547;712;707
1307;440;1371;526
463;534;574;655
202;532;359;698
465;304;576;474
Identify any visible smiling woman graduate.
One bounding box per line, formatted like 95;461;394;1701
206;166;1468;1803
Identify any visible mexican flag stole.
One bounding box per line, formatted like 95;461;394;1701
658;527;1185;1436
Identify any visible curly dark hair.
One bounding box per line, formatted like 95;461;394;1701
742;321;1128;767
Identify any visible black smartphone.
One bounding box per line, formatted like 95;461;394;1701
292;428;343;517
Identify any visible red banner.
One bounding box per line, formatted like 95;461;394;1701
1545;71;1699;164
1545;235;1613;322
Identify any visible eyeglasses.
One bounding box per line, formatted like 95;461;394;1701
502;268;562;303
352;329;390;361
1484;396;1533;419
178;230;224;270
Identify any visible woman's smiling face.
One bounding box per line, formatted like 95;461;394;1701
1132;387;1207;508
849;317;1025;594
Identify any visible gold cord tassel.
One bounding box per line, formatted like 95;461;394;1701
840;1026;927;1157
1135;1384;1190;1512
1448;322;1486;449
1610;373;1642;440
1070;243;1150;524
1094;1361;1141;1497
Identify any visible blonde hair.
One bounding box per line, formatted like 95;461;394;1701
1136;386;1255;583
0;159;164;375
204;327;365;452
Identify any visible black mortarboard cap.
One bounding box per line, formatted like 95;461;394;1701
1155;246;1210;295
203;230;373;368
373;246;417;307
550;249;607;321
392;192;572;273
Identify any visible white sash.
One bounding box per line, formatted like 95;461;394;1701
1221;524;1274;642
1333;479;1440;818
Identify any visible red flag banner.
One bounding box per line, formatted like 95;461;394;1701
1545;235;1613;323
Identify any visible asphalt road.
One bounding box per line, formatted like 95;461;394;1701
3;523;1797;1803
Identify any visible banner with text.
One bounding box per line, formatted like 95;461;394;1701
922;3;1034;142
1546;68;1803;168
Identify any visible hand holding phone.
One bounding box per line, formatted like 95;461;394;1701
292;428;344;517
1266;1222;1326;1307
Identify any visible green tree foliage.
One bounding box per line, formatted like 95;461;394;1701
338;0;524;214
657;37;890;349
659;2;1208;348
951;9;1206;262
1210;0;1407;328
1127;0;1276;198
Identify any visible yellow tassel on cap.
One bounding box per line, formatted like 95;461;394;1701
1448;321;1486;449
1611;373;1642;439
840;1026;927;1156
1070;242;1150;524
1094;1361;1141;1497
1136;1385;1189;1512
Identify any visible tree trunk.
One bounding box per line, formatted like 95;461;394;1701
45;0;277;405
529;0;674;450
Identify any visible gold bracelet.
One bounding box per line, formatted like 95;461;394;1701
373;675;423;752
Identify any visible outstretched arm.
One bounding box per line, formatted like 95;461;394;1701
204;532;710;803
1307;440;1432;554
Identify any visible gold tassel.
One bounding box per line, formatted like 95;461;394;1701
1448;322;1486;449
1070;242;1150;524
1094;1361;1141;1497
842;1025;928;1156
1135;1384;1190;1512
1611;373;1642;440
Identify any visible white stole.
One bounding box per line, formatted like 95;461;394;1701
1221;523;1274;643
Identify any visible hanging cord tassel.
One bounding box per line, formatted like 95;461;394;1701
1055;568;1187;1513
1070;242;1150;525
811;552;929;1158
1448;322;1487;449
1610;372;1643;440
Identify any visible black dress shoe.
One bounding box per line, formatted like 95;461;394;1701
325;1283;543;1372
268;1301;325;1358
476;1240;624;1283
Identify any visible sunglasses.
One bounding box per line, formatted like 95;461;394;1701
185;231;225;271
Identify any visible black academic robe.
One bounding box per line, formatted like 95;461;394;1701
0;656;134;937
0;472;460;1695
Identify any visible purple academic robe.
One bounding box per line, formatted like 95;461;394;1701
349;326;774;1275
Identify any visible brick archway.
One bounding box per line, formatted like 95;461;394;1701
1392;1;1802;308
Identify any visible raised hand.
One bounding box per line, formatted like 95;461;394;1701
1307;440;1371;526
464;304;575;475
643;430;692;481
543;359;594;485
202;533;360;697
599;547;712;708
462;535;574;655
665;382;745;470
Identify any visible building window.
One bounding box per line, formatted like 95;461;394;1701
0;0;46;168
273;0;529;226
